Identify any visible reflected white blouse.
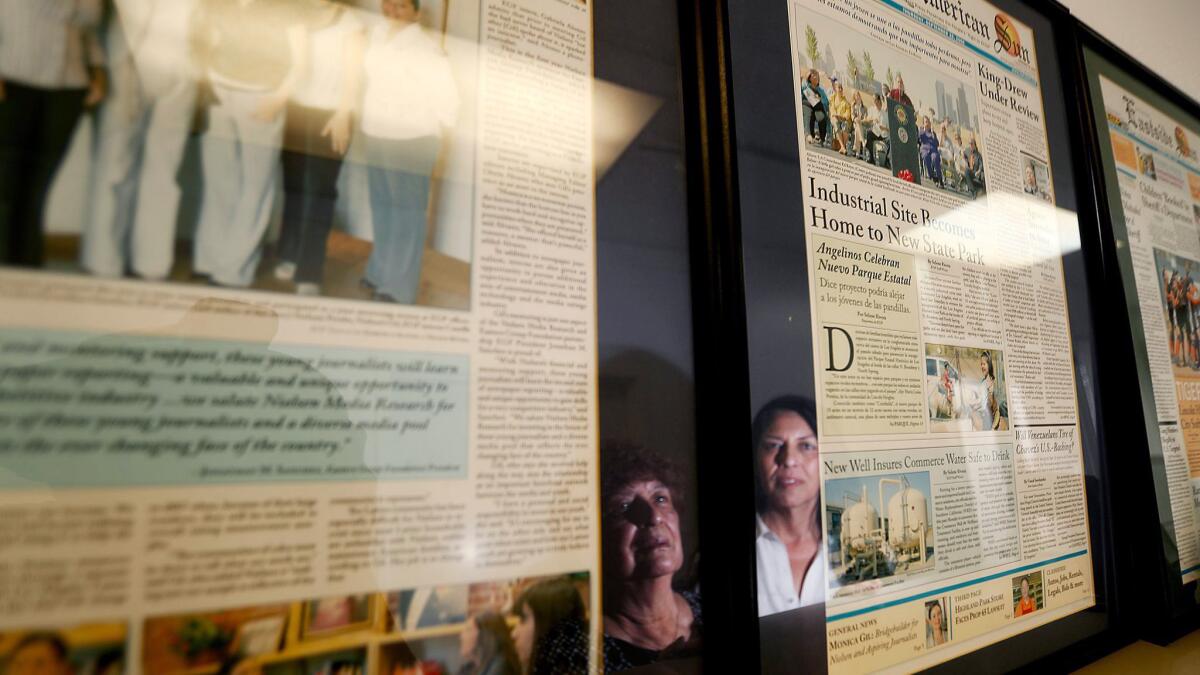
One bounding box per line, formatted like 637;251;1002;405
362;23;459;140
756;515;827;617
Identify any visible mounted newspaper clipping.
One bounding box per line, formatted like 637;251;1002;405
1093;74;1200;585
0;0;600;672
774;0;1096;671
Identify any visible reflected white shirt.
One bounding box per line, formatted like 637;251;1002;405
293;9;365;110
362;22;459;140
0;0;105;89
114;0;198;96
756;515;826;617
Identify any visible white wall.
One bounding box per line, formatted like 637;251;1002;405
1063;0;1200;99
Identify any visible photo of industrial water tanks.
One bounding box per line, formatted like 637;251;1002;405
825;471;935;587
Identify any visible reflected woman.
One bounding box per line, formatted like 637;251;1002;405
360;0;459;303
600;442;701;671
458;611;520;675
754;395;826;616
191;0;313;287
274;0;368;296
510;577;588;675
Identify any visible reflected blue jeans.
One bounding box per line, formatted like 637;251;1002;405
365;134;439;304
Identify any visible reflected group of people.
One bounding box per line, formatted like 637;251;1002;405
596;396;826;670
0;0;458;303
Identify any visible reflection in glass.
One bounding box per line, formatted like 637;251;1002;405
0;0;108;266
600;442;701;670
2;0;470;309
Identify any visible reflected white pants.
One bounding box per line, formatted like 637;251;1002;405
194;83;284;287
82;69;196;280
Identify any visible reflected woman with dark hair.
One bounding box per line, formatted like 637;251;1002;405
458;611;520;675
753;395;826;616
600;441;701;671
509;577;588;675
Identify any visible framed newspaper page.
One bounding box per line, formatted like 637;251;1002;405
1075;21;1200;642
0;0;715;673
718;0;1125;671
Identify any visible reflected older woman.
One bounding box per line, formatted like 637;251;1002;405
600;442;701;671
754;395;826;616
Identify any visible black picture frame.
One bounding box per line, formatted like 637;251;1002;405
682;0;1135;671
1069;17;1200;646
676;0;763;672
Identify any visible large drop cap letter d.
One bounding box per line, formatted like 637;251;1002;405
824;326;853;372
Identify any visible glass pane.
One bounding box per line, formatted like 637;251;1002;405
1082;43;1200;618
728;0;1112;671
0;0;698;672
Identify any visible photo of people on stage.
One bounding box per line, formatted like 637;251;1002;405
795;9;987;198
0;0;472;310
